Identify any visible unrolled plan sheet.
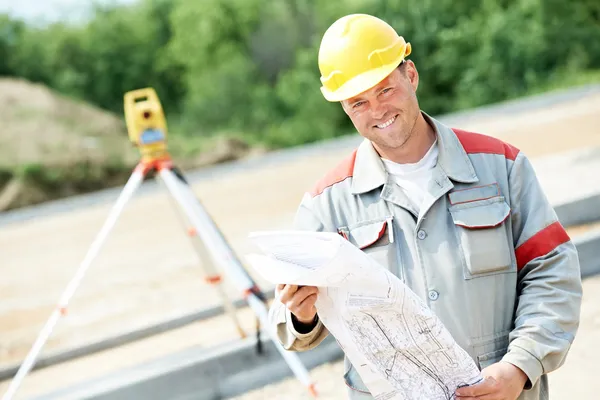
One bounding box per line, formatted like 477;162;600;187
245;230;483;400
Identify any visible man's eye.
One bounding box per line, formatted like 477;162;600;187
353;101;365;108
382;88;392;94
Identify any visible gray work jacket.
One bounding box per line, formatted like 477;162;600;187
268;113;582;399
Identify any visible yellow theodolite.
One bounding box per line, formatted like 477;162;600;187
124;87;169;164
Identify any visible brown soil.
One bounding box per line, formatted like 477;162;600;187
0;78;137;168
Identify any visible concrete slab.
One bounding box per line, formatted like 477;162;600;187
0;294;277;382
534;145;600;227
32;337;343;400
533;146;600;208
554;193;600;229
574;229;600;278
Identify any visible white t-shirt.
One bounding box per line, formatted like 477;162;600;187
380;140;438;215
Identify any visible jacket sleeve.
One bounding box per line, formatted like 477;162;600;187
501;151;583;389
267;193;331;351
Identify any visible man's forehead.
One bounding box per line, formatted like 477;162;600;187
346;72;397;102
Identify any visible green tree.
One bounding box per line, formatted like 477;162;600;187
76;0;184;114
3;0;600;150
0;15;26;76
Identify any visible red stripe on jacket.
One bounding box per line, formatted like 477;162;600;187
515;221;571;271
309;128;517;197
453;128;520;161
310;150;358;197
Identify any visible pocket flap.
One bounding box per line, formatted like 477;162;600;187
450;199;510;229
339;218;392;249
449;183;501;205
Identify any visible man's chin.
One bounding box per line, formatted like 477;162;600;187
369;133;409;148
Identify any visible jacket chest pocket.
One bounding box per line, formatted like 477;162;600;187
449;194;515;279
337;216;399;275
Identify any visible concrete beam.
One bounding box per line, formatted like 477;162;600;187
31;336;343;400
554;193;600;229
574;228;600;278
0;292;274;382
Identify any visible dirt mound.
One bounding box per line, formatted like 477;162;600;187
0;78;259;211
0;77;137;168
0;78;141;210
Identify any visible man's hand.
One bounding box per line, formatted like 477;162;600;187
455;361;528;400
276;284;318;324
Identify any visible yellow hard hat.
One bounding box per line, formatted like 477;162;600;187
318;14;412;102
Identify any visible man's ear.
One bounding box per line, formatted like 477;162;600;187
405;60;419;91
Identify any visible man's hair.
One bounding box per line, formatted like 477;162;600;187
397;59;408;74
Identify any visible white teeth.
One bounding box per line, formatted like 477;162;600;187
377;116;396;129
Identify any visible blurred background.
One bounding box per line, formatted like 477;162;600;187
1;0;599;399
1;0;599;210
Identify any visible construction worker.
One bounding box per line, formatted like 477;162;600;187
268;13;583;400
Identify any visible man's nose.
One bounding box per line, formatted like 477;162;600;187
370;100;387;121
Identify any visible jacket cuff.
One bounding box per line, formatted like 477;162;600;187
501;344;544;390
286;309;322;339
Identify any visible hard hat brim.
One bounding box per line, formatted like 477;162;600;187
319;58;403;102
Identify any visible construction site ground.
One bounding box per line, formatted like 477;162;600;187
1;88;600;399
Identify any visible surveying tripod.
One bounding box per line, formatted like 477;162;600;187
2;88;317;400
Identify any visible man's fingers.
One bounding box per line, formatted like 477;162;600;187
455;376;497;397
289;291;318;324
298;293;318;309
285;286;318;309
280;285;316;303
281;286;318;315
278;284;298;303
296;285;318;298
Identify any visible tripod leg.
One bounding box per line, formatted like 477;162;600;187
157;169;256;289
1;168;145;400
156;176;247;339
246;293;317;397
187;228;248;339
157;167;317;397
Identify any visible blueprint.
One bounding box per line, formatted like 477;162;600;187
245;230;482;400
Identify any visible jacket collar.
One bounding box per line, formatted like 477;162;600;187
351;112;478;195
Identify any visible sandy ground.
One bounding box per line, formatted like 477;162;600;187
1;90;599;398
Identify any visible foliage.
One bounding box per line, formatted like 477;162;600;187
2;0;600;149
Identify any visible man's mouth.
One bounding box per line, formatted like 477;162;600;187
375;115;397;129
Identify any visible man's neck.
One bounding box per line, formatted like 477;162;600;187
375;114;437;164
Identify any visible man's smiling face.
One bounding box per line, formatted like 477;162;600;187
341;61;421;152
